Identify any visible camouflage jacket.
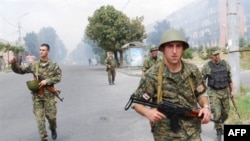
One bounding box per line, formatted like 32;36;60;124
142;56;162;72
201;59;232;95
104;57;117;69
133;60;207;138
11;59;62;95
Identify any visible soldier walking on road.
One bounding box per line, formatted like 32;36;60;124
9;43;62;141
104;52;117;85
88;58;92;66
129;29;211;141
201;47;234;141
141;44;162;76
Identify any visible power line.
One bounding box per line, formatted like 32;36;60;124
0;15;17;27
122;0;131;11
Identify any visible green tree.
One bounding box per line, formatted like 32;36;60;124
183;48;194;59
38;27;58;60
146;19;171;47
85;5;146;66
0;43;24;55
23;27;67;64
23;32;39;57
239;37;247;48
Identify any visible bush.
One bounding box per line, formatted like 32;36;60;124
183;48;193;59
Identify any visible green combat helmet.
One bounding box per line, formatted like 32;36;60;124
150;44;158;52
26;80;39;92
158;29;189;50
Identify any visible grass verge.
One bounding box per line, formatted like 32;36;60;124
226;86;250;124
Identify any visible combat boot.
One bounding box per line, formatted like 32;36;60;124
215;128;222;141
51;129;57;140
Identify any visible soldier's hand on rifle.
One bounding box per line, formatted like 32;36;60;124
230;91;234;98
145;108;166;123
39;80;47;88
199;106;211;124
9;57;17;64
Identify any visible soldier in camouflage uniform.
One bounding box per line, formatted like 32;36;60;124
104;52;117;85
201;47;233;141
131;29;211;141
10;43;62;141
142;44;162;76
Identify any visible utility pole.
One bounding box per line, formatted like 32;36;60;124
17;13;29;65
17;13;29;46
227;0;240;95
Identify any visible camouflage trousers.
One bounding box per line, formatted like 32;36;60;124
107;69;116;84
153;131;201;141
209;91;230;129
32;95;57;140
152;119;202;141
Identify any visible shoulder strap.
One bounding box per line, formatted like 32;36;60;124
157;62;164;103
35;61;39;80
189;76;195;95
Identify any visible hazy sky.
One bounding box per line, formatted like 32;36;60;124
0;0;195;52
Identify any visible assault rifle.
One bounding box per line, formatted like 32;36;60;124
125;95;217;133
230;97;240;119
32;72;64;102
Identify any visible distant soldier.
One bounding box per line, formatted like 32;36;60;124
141;44;162;76
88;58;92;66
201;47;234;141
104;52;117;85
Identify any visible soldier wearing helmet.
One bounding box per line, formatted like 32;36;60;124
9;43;61;141
104;51;117;85
141;44;162;76
201;47;233;141
130;29;211;141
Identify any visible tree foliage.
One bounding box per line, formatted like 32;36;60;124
146;19;171;47
23;27;67;64
0;43;25;56
85;5;147;65
23;32;39;57
183;48;194;59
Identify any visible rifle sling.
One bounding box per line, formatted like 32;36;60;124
157;62;164;103
157;62;195;103
35;62;39;80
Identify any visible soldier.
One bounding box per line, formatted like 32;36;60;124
104;52;117;85
9;43;62;141
130;29;211;141
201;47;234;141
141;44;162;76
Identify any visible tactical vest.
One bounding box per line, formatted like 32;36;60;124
207;60;229;89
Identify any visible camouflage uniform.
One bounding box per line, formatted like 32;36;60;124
132;60;207;141
201;59;232;130
104;56;117;85
11;59;62;140
142;56;162;73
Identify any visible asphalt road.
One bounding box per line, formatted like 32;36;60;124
0;65;249;141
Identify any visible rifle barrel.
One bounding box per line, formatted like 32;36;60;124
231;98;240;119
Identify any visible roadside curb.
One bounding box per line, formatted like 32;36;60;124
117;67;142;77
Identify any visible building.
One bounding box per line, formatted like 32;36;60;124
167;0;250;48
